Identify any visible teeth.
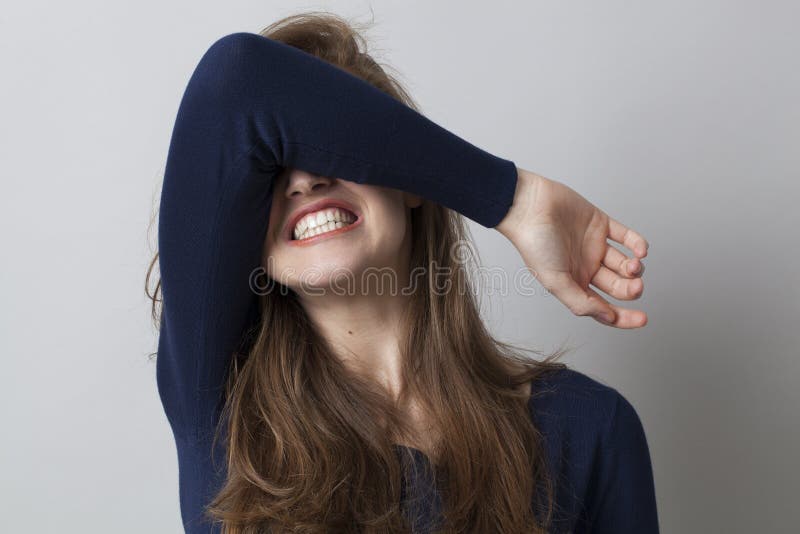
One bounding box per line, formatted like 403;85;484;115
292;207;356;240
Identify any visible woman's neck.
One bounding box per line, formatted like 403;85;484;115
299;290;412;400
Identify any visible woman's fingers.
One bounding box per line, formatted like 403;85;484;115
608;216;649;258
584;286;649;329
538;270;617;324
539;270;648;329
591;264;644;301
603;243;645;277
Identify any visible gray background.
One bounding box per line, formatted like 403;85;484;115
1;1;797;532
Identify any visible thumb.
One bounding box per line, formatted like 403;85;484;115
540;272;616;324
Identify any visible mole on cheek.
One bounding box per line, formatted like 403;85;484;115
348;330;353;335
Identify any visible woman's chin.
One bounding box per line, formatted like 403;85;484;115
285;263;364;293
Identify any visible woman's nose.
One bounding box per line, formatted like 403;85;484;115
285;169;334;198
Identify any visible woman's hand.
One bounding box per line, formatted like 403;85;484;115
495;168;649;329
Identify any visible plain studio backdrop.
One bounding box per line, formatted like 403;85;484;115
1;1;797;532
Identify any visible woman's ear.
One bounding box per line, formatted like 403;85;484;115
403;192;423;209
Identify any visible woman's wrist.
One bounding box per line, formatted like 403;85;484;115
495;167;544;243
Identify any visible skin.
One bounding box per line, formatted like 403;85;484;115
496;168;649;330
263;167;424;402
263;166;650;404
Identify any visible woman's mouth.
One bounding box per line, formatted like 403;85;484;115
289;207;362;245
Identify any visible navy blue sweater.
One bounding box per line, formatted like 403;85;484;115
156;32;659;533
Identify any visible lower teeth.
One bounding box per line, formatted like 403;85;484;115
297;221;352;240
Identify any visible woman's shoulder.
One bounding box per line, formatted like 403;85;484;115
529;366;621;404
525;366;659;531
526;366;647;447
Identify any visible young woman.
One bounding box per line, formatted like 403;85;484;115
147;12;657;534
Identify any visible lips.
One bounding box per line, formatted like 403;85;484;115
283;198;361;242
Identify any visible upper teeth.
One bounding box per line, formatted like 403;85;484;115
293;207;356;240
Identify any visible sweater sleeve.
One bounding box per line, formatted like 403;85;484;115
589;392;660;533
155;32;519;443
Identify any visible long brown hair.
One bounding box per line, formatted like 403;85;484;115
146;11;570;533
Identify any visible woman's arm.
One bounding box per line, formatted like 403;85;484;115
156;32;519;444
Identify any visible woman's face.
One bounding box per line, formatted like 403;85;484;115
262;167;422;294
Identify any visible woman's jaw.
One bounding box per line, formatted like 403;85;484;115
263;170;417;294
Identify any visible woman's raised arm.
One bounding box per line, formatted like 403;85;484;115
156;32;520;444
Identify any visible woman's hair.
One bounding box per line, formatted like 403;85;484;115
146;10;570;533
